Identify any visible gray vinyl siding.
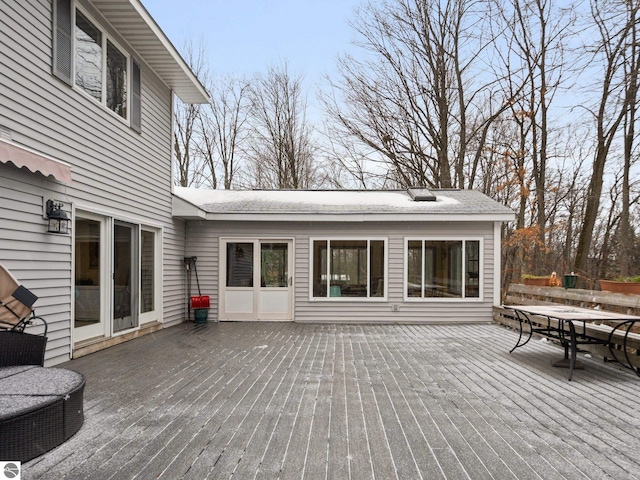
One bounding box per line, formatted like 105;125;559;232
185;220;497;324
0;0;186;364
0;168;72;364
163;218;188;326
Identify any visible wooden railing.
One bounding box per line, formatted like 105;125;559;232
503;283;640;315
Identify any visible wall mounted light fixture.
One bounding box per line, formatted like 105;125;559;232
46;200;70;234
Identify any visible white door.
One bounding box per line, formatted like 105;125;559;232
220;239;293;321
74;214;107;342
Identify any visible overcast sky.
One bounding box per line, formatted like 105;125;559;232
145;0;364;90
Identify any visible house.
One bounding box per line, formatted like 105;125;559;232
1;1;515;368
0;0;208;365
173;188;515;324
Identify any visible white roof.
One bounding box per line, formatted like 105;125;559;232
172;187;515;222
91;0;209;104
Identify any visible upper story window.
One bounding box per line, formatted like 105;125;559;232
53;0;140;131
75;11;103;102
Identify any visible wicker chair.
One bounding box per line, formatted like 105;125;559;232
0;263;48;366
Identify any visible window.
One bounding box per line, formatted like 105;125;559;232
140;230;155;314
53;1;141;128
406;239;481;299
75;10;102;102
227;243;254;287
107;40;127;118
312;239;386;299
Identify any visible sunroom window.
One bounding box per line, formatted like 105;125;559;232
312;239;385;299
406;239;480;299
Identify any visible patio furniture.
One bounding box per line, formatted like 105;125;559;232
0;263;47;335
0;263;48;367
0;331;47;367
0;365;85;462
505;304;640;381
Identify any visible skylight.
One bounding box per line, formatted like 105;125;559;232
407;188;436;202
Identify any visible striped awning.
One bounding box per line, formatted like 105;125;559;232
0;139;72;185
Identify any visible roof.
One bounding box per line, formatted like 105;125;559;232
91;0;209;104
172;187;515;222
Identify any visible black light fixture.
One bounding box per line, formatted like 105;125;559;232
46;200;70;234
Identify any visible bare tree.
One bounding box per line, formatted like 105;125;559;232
324;0;515;189
173;40;208;187
574;0;640;275
243;62;318;189
199;76;251;189
616;1;640;277
494;0;575;273
174;100;200;187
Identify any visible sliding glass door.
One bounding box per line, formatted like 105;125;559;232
113;221;138;333
75;215;158;344
74;215;105;341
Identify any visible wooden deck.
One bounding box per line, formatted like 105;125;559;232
25;322;640;479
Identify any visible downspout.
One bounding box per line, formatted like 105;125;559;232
493;222;501;306
170;89;176;195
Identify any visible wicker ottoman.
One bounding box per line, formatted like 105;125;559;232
0;365;85;462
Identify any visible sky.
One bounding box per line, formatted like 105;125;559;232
145;0;365;95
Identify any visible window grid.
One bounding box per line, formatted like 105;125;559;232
311;238;386;300
406;238;482;301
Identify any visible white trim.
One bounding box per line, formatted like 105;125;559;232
403;236;484;303
73;200;165;229
72;209;111;345
170;90;176;195
308;236;388;302
125;0;209;102
139;225;162;324
198;213;515;223
493;222;502;307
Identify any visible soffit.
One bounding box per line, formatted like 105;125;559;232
90;0;209;104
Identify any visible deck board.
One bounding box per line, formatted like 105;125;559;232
23;322;640;479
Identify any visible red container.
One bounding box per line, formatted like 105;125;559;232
190;295;210;309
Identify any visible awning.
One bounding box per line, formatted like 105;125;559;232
0;139;72;185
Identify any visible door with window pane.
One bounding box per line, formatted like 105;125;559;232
220;239;293;320
74;216;105;342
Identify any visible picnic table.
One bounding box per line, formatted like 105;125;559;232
505;304;640;381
